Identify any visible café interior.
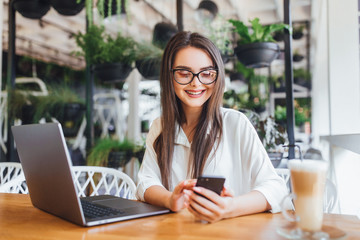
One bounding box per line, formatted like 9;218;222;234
1;0;360;239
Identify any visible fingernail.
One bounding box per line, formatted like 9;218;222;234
193;187;201;192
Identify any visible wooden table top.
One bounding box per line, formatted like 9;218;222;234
1;193;359;240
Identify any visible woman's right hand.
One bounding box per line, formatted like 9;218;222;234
168;179;196;212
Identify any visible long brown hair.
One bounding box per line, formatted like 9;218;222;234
154;31;225;190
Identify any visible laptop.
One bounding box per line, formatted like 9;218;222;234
12;123;169;227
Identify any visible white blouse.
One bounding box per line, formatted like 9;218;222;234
136;108;288;213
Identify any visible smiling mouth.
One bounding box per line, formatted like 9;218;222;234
185;90;206;95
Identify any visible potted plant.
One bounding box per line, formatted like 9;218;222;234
135;42;163;80
205;17;234;63
229;18;288;68
223;89;250;110
87;138;135;168
232;61;254;82
33;84;85;137
292;25;305;40
50;0;85;16
13;0;50;19
247;74;269;113
275;101;311;129
152;22;178;49
274;105;287;127
256;116;287;167
73;25;137;83
8;90;36;124
293;49;304;62
293;68;311;89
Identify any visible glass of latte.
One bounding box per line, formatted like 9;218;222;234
281;160;329;239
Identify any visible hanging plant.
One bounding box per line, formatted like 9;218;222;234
13;0;51;19
152;22;178;49
73;24;136;82
50;0;85;16
135;42;163;80
204;17;234;63
229;18;289;68
85;0;130;25
292;25;305;40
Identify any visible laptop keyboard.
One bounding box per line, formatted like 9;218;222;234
81;200;125;219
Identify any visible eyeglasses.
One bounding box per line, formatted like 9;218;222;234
172;68;218;85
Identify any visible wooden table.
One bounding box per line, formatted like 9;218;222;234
1;193;359;240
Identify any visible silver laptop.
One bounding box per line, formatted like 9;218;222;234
12;123;169;227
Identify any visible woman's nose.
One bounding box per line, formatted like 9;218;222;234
190;75;202;87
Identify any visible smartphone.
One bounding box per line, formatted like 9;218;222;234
195;175;225;195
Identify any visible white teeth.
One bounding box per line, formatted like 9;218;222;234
186;90;203;95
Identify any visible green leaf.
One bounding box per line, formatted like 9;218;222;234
229;19;251;44
229;18;289;44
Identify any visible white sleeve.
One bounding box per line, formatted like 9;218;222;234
239;115;289;213
135;118;164;201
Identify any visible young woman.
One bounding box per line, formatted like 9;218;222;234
136;31;288;223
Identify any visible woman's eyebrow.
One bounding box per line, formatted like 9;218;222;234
173;65;191;70
173;65;215;70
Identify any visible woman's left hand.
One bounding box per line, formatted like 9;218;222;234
184;186;235;223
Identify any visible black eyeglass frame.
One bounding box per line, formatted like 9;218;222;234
172;68;218;85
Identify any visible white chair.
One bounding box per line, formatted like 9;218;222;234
275;168;291;188
0;162;28;194
93;92;125;140
0;162;23;186
72;166;136;200
275;168;338;213
0;173;28;194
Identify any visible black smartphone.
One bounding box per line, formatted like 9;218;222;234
195;175;225;195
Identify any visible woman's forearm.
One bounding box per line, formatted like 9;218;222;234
144;185;172;209
225;191;271;218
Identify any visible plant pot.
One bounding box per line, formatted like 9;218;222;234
108;151;132;169
135;57;161;80
254;105;266;113
234;42;280;68
152;22;178;49
13;0;51;19
294;77;311;90
273;31;284;42
50;0;84;16
62;103;85;137
293;54;304;62
229;72;245;82
93;62;133;83
273;77;286;92
292;31;304;40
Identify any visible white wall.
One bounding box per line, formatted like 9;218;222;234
312;0;360;138
311;0;360;216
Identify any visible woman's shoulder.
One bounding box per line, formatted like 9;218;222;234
221;107;249;123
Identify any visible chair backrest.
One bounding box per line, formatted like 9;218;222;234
93;92;125;140
72;166;136;200
0;162;23;185
275;168;338;213
0;172;28;194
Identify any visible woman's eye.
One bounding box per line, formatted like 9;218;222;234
201;71;215;78
177;71;191;77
